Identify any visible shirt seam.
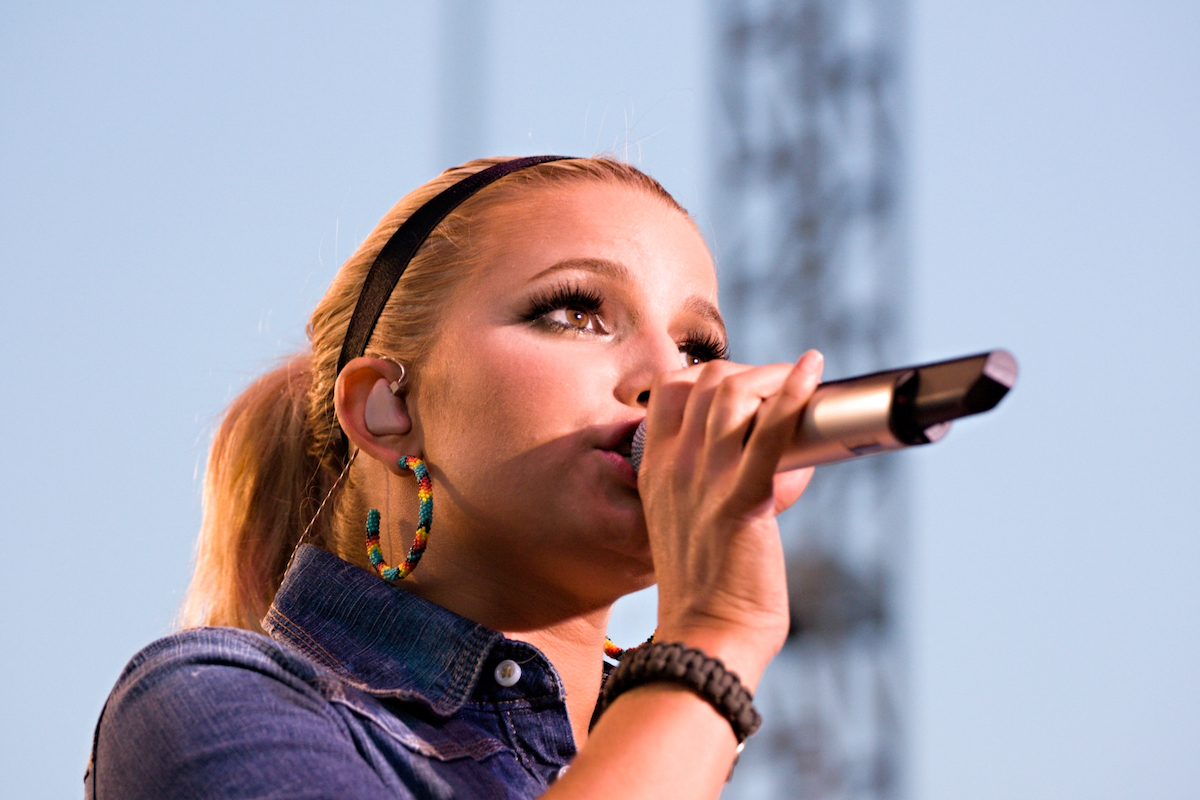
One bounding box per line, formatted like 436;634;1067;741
263;607;347;676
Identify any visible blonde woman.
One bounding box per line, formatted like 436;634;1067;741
86;156;823;799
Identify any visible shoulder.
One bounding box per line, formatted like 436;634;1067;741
107;626;328;699
99;627;342;731
88;628;401;800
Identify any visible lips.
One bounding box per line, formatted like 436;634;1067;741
598;419;642;459
596;419;643;482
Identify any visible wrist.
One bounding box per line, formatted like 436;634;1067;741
652;626;779;694
599;641;763;745
654;588;789;695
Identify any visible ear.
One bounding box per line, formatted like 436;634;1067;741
335;357;417;475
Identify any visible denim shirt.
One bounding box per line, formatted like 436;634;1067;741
86;545;579;799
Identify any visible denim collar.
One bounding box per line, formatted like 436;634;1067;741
263;544;506;718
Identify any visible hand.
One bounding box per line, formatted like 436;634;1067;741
638;350;824;689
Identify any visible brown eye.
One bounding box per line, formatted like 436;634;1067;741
546;306;606;334
679;332;730;365
526;285;609;336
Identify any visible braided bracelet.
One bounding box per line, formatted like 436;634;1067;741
598;641;762;744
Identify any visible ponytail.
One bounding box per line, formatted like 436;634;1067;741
179;354;331;632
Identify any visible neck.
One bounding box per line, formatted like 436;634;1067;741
505;610;610;749
394;547;614;749
372;497;624;747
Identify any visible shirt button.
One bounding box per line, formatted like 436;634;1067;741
494;659;522;687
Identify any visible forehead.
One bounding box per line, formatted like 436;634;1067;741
466;181;717;299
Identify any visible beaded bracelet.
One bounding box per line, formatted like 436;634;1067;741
597;641;762;744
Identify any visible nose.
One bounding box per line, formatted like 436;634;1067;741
615;332;687;409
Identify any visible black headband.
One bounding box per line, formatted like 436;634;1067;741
336;155;572;375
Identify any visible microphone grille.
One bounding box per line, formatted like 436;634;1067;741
630;421;647;473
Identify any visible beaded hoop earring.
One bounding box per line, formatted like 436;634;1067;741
366;456;433;582
604;632;656;661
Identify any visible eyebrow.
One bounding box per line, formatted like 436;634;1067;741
529;257;727;337
684;295;726;337
528;258;630;282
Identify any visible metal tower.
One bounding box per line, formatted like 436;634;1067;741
712;1;907;797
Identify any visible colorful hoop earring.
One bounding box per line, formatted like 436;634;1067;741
366;456;432;582
604;632;656;661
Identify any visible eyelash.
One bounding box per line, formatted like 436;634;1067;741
679;332;730;365
522;282;729;365
522;282;607;332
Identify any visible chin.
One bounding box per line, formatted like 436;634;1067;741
595;526;654;583
549;510;651;583
578;558;656;609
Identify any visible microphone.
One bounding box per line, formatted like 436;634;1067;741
629;349;1018;473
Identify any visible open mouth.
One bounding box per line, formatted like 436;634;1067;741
595;419;643;474
601;420;641;468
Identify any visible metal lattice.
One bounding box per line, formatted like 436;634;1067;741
712;1;907;797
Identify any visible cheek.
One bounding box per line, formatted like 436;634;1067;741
425;332;608;460
419;331;622;541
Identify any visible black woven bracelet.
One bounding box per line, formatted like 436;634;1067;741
598;642;762;744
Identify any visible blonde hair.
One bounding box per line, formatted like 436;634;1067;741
179;156;686;632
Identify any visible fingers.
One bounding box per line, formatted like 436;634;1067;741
737;351;824;496
642;367;704;443
675;361;764;464
699;363;796;468
643;360;755;464
642;351;823;501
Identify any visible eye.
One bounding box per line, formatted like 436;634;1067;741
679;332;729;367
521;283;610;336
546;306;604;332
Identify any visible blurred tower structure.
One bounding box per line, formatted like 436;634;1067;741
713;1;907;798
438;0;490;166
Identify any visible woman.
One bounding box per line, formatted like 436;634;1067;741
86;156;824;799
